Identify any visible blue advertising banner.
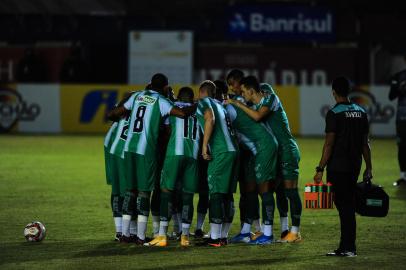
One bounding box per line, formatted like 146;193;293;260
227;5;335;41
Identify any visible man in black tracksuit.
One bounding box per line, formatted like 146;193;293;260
314;77;373;257
389;64;406;186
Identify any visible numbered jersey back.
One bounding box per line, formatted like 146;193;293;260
165;102;201;160
123;90;173;156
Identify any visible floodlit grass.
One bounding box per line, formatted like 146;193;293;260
0;135;405;269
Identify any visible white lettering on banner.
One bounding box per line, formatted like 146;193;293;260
249;13;332;34
195;68;327;86
0;60;13;81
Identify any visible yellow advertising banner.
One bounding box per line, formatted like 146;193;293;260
273;86;300;135
60;84;144;133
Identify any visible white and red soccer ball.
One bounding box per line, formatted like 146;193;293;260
24;221;46;242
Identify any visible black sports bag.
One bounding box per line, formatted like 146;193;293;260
355;181;389;217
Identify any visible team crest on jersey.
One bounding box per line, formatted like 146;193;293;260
137;95;157;105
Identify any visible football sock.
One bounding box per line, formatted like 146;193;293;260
209;193;224;225
137;215;148;240
151;189;161;217
276;185;289;218
182;192;194;225
263;225;273;237
196;212;206;231
221;223;232;238
197;191;209;214
176;213;182;233
122;191;136;216
172;213;180;234
223;193;235;223
261;192;275;227
159;221;169;236
239;193;247;226
111;194;122;217
285;188;302;227
152;215;160;237
280;217;289;232
291;226;299;234
252;219;261;232
182;223;191;236
114;217;122;233
136;191;150;217
130;219;137;235
253;193;260;221
245;192;258;225
122;215;131;237
401;171;406;180
210;223;222;240
159;191;173;222
241;222;251;234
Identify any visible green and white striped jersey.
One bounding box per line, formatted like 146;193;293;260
196;97;237;154
164;101;201;160
123;90;173;157
104;122;118;149
254;88;298;154
225;104;278;156
109;115;130;158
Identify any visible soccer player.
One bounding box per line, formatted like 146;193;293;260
223;88;279;245
146;86;201;247
107;73;195;245
104;121;121;240
227;76;302;243
196;80;239;247
104;93;136;242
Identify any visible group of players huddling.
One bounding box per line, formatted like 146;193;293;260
104;69;302;247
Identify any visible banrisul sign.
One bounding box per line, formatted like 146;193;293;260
228;6;335;41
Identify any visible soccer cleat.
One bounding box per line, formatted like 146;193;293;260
393;178;406;187
248;234;273;245
326;249;357;257
168;231;182;241
251;231;263;241
119;234;137;243
181;235;191;247
230;233;251;243
220;238;228;246
115;232;122;241
195;237;222;247
144;236;168;247
280;230;289;239
280;232;302;243
193;229;205;239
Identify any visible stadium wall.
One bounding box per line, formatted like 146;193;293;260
0;84;396;137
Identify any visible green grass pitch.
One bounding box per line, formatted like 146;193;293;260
0;135;405;270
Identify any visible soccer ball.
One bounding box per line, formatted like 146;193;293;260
24;221;46;242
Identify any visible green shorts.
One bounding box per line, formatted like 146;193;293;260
207;151;238;194
240;151;256;184
124;152;158;192
254;148;278;183
278;146;300;181
105;151;127;196
160;156;199;193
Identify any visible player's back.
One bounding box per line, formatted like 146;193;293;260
166;101;201;159
124;90;173;157
109;115;130;158
226;103;277;155
197;97;237;154
257;91;297;152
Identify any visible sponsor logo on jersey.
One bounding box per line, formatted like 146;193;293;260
0;87;40;132
136;95;157;105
